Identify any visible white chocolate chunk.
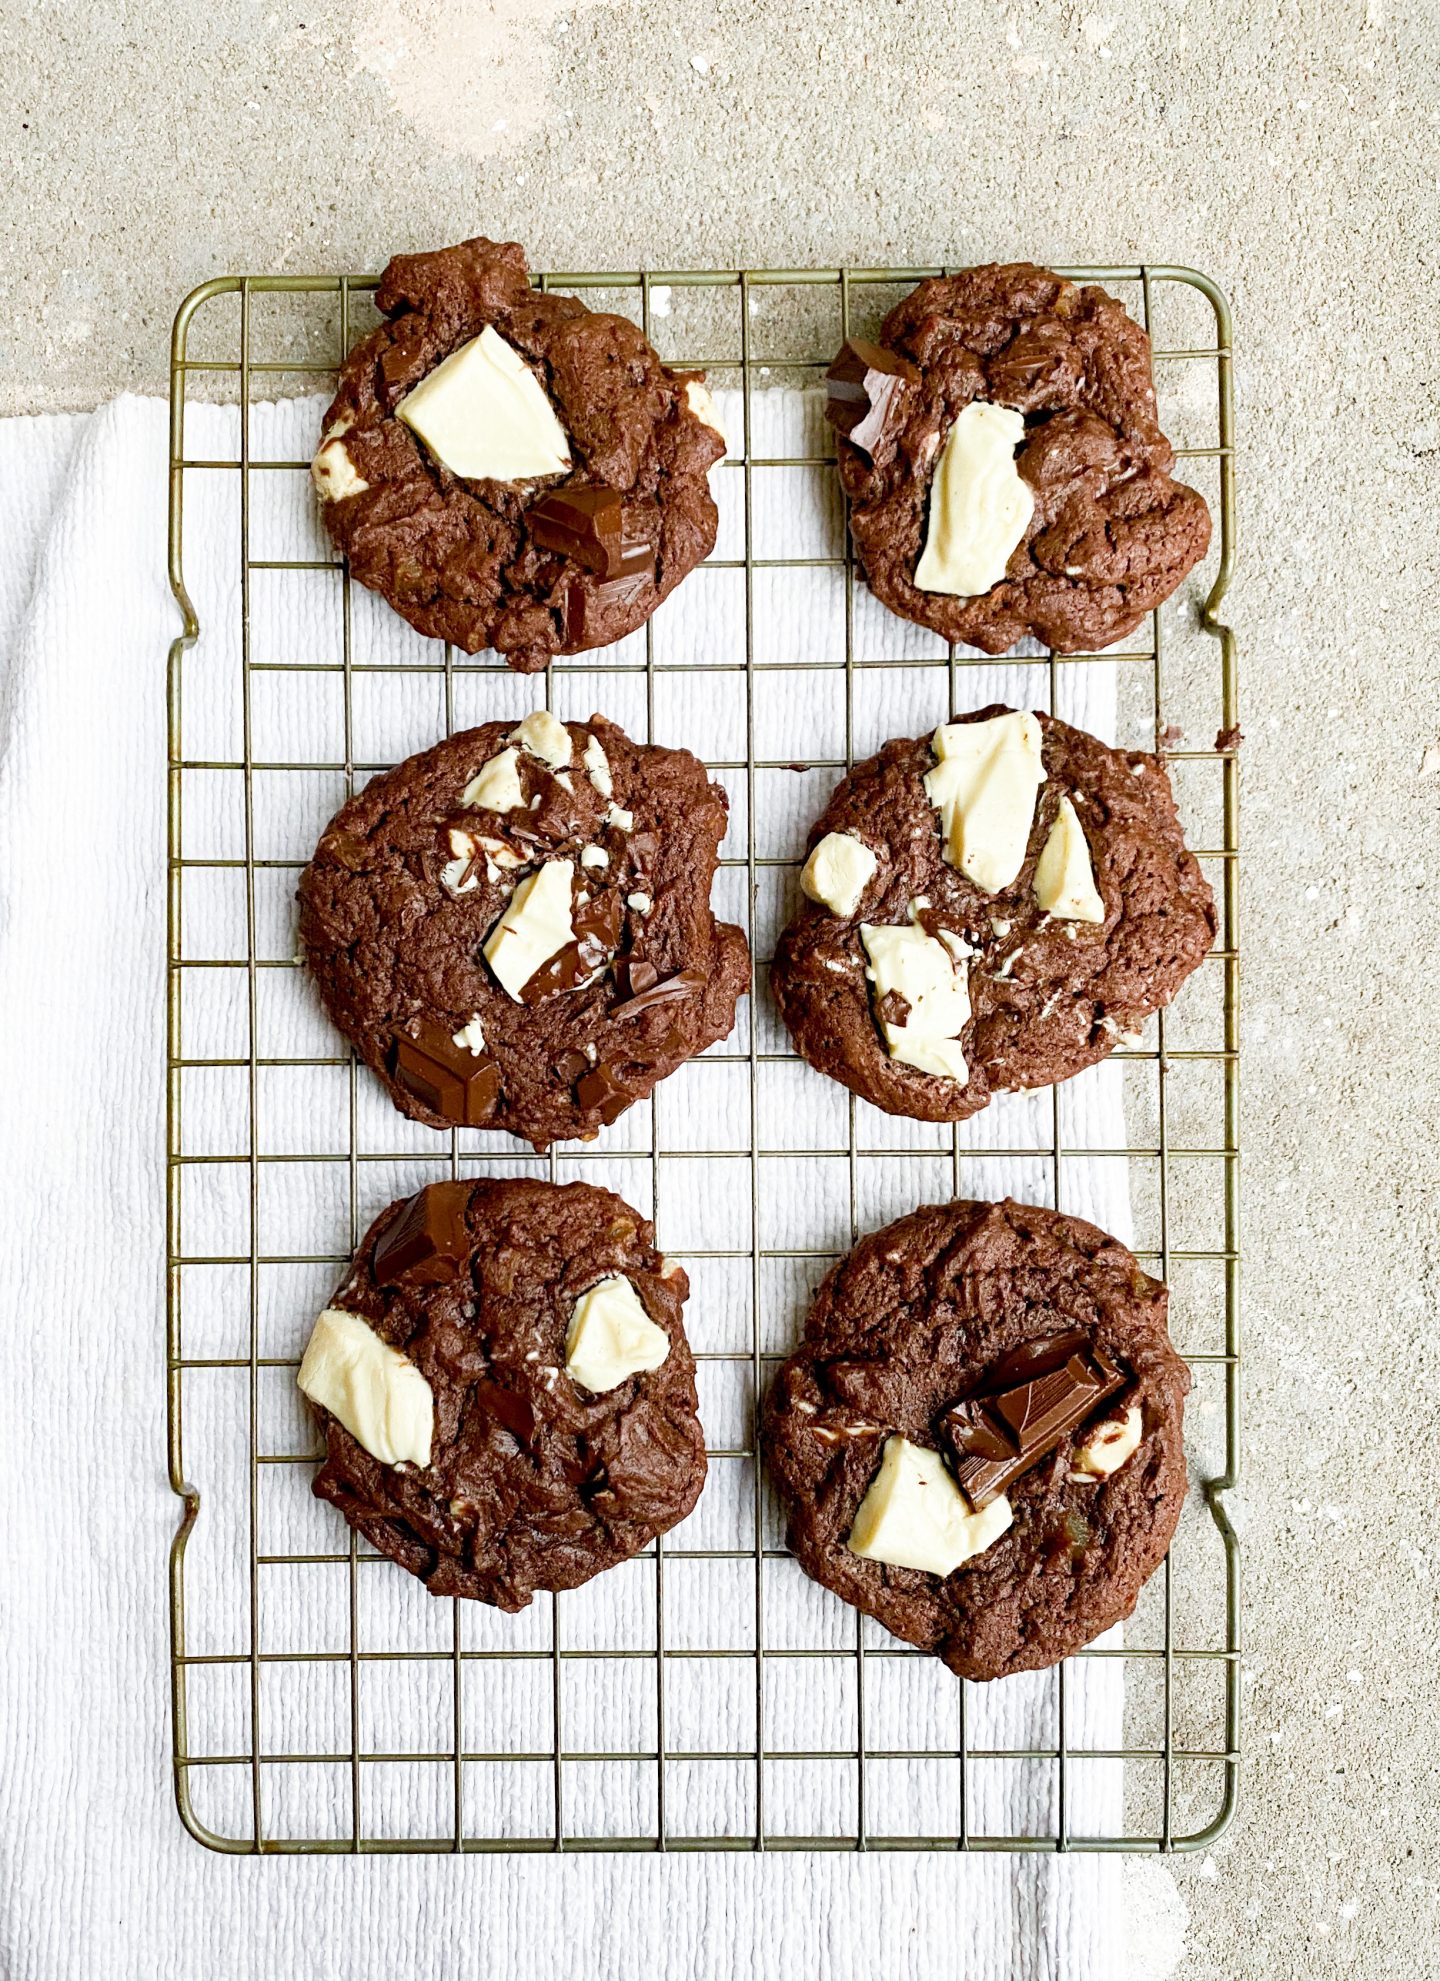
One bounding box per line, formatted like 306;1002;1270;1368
684;378;727;451
1033;795;1105;923
627;891;652;913
441;829;480;897
396;325;571;481
510;708;572;769
440;858;477;896
1073;1404;1143;1477
580;843;609;871
483;859;575;1002
847;1435;1012;1576
477;833;524;875
451;1015;487;1054
801;831;878;918
606;803;634;832
860;921;972;1083
297;1308;433;1469
564;1274;671;1394
463;746;526;813
583;733;614;797
310;436;368;503
924;710;1046;893
914;401;1033;597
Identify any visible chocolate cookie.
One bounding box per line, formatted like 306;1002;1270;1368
298;1178;705;1606
311;237;726;671
770;706;1215;1122
763;1198;1189;1679
825;263;1211;654
298;710;750;1150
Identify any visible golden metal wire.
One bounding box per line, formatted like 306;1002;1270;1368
167;264;1239;1855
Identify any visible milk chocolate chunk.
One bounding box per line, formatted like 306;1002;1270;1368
519;887;624;1001
941;1341;1125;1508
373;1181;475;1286
530;485;625;575
390;1019;502;1126
824;337;920;457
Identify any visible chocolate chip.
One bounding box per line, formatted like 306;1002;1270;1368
471;1377;537;1444
320;828;371;872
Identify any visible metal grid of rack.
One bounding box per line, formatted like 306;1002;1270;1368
167;263;1239;1855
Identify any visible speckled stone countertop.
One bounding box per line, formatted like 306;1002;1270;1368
4;2;1436;1974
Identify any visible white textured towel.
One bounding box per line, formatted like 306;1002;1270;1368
0;395;1139;1980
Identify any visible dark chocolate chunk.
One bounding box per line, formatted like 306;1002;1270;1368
1045;1508;1093;1566
564;571;654;646
613;955;659;999
554;1049;590;1082
626;829;660;883
576;1060;632;1124
318;828;372;872
940;1343;1125;1508
964;1327;1090;1394
823;337;919;457
373;1181;475;1286
509;778;587;846
390;1019;502;1127
471;1377;537;1444
613;968;708;1018
519;887;624;1002
529;485;625;576
615;530;654;579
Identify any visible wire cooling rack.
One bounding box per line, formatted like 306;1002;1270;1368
166;263;1238;1855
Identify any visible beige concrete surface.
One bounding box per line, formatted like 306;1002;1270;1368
4;1;1436;1974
